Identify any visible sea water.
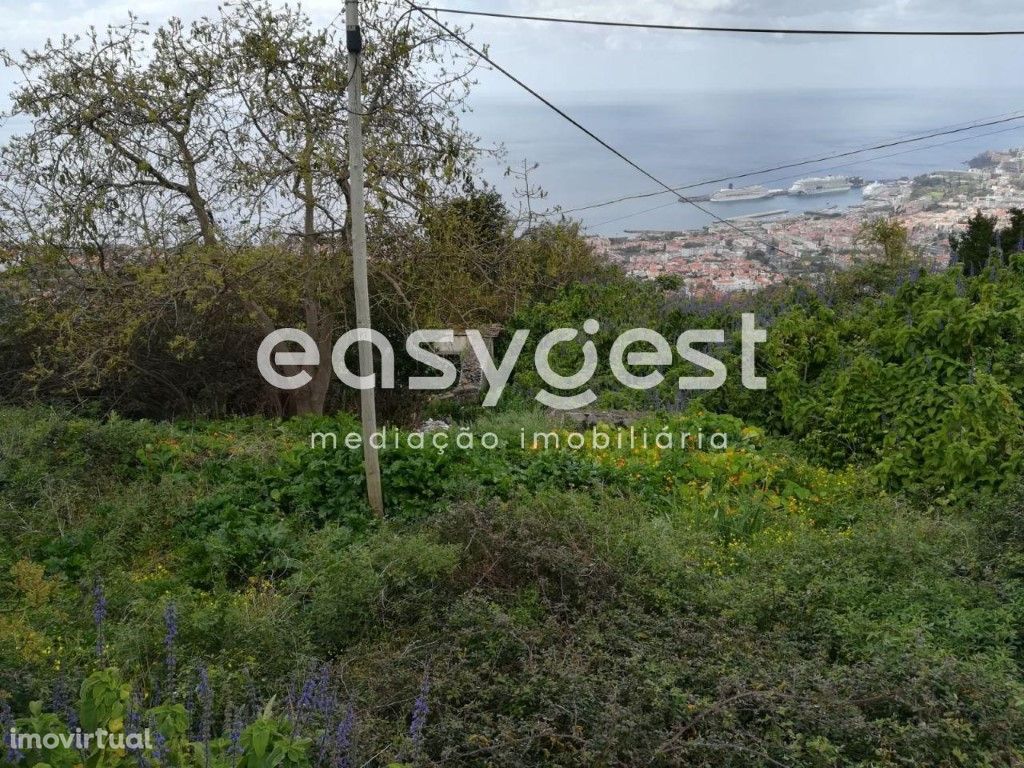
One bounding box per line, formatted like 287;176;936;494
465;87;1024;236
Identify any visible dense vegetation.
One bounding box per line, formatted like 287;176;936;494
2;3;1024;765
511;251;1024;497
4;245;1024;766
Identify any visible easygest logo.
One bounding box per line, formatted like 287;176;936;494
257;314;767;410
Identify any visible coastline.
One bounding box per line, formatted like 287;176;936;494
588;147;1024;293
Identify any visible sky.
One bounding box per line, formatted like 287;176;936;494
1;0;1024;105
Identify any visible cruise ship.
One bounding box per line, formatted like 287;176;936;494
710;184;773;202
788;176;853;196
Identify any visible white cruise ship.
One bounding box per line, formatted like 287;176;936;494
788;176;853;196
710;184;773;202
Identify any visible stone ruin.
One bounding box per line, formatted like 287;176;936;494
431;324;503;396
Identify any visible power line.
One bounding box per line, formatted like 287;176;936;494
561;110;1024;215
591;200;683;230
418;7;1024;36
402;1;795;257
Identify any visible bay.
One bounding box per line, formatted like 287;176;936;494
464;87;1024;235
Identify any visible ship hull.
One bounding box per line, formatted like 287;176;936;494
710;193;773;202
791;187;852;196
710;186;774;202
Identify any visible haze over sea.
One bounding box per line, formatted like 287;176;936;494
465;88;1024;237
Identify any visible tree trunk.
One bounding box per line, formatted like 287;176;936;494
287;331;334;416
288;144;332;416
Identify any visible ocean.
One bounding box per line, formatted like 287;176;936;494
463;88;1024;236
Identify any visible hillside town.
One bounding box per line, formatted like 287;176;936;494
588;147;1024;294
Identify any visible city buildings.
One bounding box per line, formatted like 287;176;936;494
590;148;1024;294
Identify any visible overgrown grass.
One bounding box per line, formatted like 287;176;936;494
2;406;1023;766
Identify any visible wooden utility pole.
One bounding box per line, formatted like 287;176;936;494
346;0;384;516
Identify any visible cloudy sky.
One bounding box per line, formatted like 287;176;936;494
2;0;1024;103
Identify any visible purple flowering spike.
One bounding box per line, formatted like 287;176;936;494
331;706;355;768
51;674;75;725
228;707;244;757
297;675;316;715
127;695;151;768
2;698;24;764
408;672;430;759
314;665;334;718
151;723;169;764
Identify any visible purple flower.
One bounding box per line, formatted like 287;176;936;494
227;707;244;757
297;676;317;715
127;695;142;738
331;706;355;768
92;581;107;625
293;664;332;737
312;668;338;764
297;664;333;724
1;698;24;764
127;695;150;768
314;666;334;718
408;672;430;759
151;723;169;763
51;673;75;726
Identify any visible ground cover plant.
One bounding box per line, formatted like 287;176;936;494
3;375;1024;765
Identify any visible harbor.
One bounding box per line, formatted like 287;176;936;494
590;146;1024;295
